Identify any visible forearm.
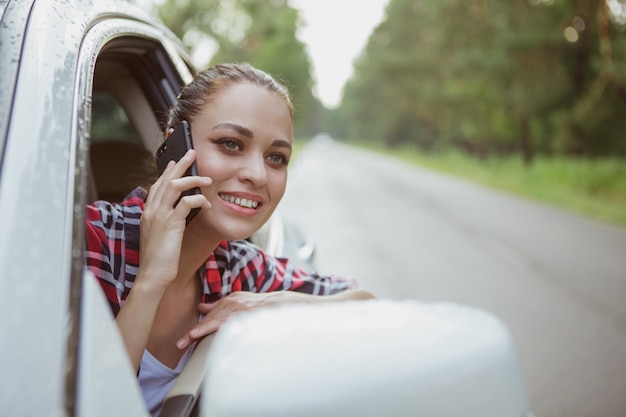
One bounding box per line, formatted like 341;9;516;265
323;288;376;301
265;288;376;305
177;288;375;350
115;280;166;373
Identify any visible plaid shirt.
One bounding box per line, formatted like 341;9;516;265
85;188;356;316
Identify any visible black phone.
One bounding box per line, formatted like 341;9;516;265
155;120;201;225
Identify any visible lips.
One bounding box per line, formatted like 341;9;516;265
218;193;260;209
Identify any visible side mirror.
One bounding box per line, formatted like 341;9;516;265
199;300;532;417
248;214;317;271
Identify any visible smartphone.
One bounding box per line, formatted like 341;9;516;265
155;120;201;225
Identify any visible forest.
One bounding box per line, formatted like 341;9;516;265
338;0;626;164
146;0;625;163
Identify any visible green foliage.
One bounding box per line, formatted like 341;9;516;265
336;0;626;161
356;140;626;228
150;0;323;137
154;0;221;43
209;0;322;136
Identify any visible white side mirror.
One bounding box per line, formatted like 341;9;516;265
200;300;532;417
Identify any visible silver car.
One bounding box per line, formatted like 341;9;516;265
0;1;532;416
0;0;302;414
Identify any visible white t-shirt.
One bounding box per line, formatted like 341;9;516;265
138;344;197;417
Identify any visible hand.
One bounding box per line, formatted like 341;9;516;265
137;150;212;289
176;291;283;350
175;289;375;350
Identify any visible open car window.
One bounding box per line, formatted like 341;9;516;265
71;18;194;417
89;38;194;203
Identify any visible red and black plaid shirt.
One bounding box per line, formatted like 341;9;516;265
85;188;356;316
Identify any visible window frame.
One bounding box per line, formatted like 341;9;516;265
68;17;194;416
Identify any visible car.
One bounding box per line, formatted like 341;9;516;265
0;1;533;416
0;0;310;414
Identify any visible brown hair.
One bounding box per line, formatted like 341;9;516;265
165;62;293;133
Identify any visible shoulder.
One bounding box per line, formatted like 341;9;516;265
87;187;146;224
85;187;146;247
85;188;147;316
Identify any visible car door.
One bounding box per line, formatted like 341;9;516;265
0;1;93;415
0;1;192;416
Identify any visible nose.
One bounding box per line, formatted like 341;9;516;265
238;153;268;186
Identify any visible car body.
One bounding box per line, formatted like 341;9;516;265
0;1;191;416
0;1;532;416
0;0;309;415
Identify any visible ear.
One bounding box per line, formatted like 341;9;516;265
165;128;174;139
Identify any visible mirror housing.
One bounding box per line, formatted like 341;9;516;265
200;300;532;417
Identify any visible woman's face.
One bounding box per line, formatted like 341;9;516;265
189;82;293;240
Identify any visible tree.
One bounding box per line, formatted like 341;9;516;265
147;0;323;137
210;0;321;136
337;0;626;160
557;0;626;156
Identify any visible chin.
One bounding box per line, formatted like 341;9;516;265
217;222;264;242
198;209;270;242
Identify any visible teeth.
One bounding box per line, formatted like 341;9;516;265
220;194;259;209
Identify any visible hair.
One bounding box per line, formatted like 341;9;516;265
165;62;293;134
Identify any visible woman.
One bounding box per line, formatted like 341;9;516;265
85;63;373;416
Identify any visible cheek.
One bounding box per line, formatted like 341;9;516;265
196;153;228;179
269;171;288;201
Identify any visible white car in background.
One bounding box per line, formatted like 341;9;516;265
0;1;532;416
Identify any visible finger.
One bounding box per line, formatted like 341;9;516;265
172;175;212;192
149;150;196;199
198;302;218;314
176;320;220;350
145;160;174;201
168;149;197;178
145;159;181;214
148;173;211;221
173;194;211;220
176;334;193;350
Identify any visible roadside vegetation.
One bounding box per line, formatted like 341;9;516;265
356;141;626;229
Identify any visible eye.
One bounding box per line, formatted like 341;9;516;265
266;153;289;167
214;138;242;152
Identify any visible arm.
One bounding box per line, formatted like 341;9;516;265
176;289;375;350
114;150;211;372
175;243;375;350
85;196;161;373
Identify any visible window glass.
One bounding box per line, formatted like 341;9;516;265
89;88;154;202
90;91;141;146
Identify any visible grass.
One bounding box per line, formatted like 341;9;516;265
355;142;626;229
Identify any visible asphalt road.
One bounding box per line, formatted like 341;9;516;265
279;136;626;417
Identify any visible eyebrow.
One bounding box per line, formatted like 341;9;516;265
213;122;254;139
213;122;292;151
272;139;293;152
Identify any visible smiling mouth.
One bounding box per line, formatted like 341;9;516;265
219;193;260;209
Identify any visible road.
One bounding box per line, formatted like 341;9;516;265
279;137;626;417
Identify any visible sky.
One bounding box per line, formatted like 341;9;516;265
290;0;388;108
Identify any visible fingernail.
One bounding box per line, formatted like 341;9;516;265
176;339;186;349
